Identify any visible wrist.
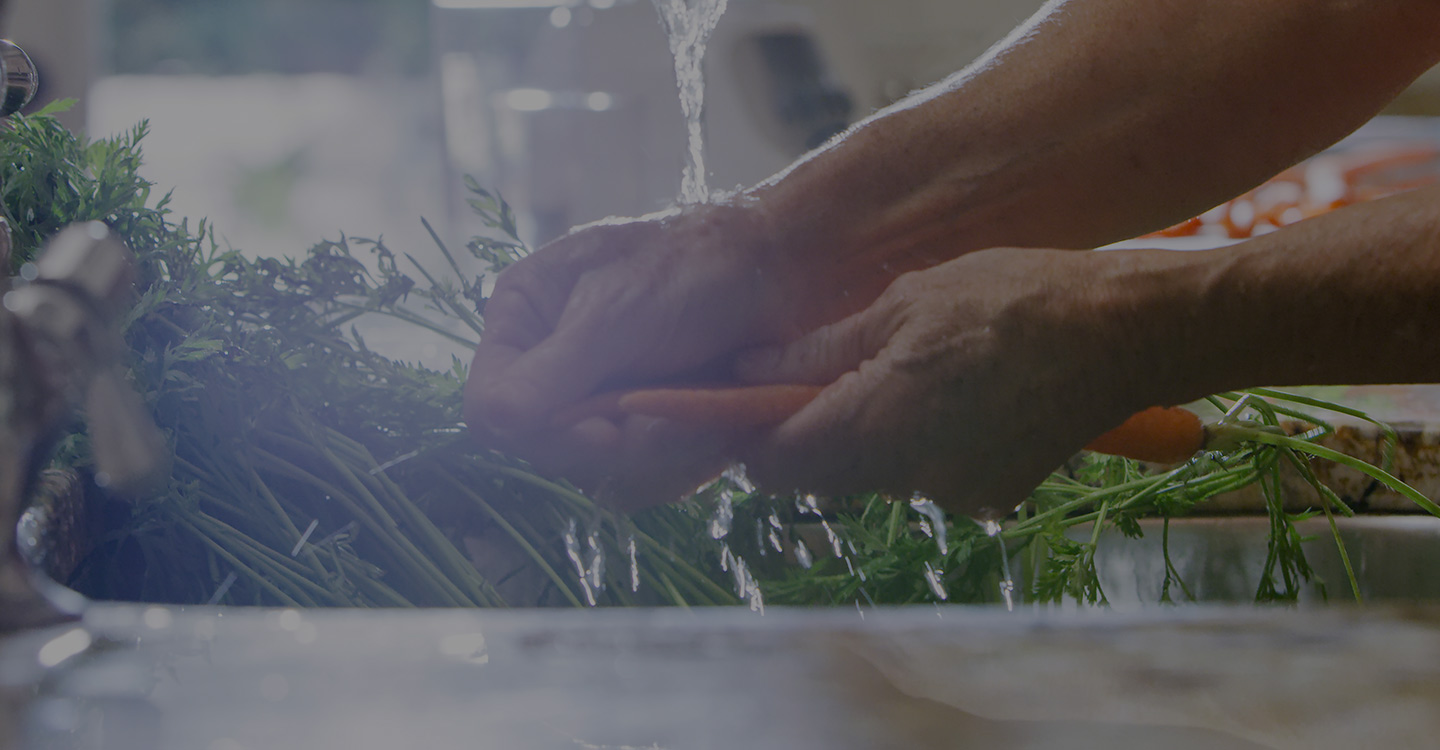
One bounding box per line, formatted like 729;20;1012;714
1080;247;1237;413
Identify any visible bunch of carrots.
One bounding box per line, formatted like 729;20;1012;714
616;384;1202;465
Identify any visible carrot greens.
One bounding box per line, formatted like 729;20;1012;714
7;103;1435;611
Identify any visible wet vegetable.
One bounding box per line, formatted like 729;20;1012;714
6;101;1436;612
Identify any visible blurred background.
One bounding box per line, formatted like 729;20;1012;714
2;0;1439;362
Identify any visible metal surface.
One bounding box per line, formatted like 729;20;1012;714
3;604;1440;750
0;223;164;634
0;39;36;117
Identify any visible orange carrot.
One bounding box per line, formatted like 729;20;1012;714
1084;406;1205;464
617;384;823;428
596;384;1205;465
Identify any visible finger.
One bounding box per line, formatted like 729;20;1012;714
473;318;628;434
740;358;908;497
733;302;898;386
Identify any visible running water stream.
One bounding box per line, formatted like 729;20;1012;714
651;0;731;203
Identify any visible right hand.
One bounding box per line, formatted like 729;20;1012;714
464;198;853;509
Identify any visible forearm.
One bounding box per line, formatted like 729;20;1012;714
750;0;1440;323
1116;186;1440;409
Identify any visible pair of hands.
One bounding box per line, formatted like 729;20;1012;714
464;201;1151;516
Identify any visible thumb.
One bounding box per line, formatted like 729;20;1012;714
734;304;892;386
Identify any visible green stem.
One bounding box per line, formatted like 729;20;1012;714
1214;425;1439;517
439;471;585;608
177;516;304;607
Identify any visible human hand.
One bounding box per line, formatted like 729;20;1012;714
464;199;852;509
733;246;1182;517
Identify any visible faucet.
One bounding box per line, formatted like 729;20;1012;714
0;221;167;634
0;38;37;118
0;41;167;635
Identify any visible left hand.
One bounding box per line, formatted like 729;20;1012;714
733;246;1173;516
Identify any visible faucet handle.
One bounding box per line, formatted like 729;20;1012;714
0;40;38;118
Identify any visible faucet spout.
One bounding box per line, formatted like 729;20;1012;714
1;223;165;634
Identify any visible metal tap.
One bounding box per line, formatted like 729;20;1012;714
0;39;38;118
0;223;167;634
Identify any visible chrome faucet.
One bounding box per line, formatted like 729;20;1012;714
0;39;37;118
0;221;167;633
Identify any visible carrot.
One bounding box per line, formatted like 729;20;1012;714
617;384;823;428
598;385;1205;465
1084;406;1204;464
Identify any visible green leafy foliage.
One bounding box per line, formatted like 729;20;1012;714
6;104;1436;612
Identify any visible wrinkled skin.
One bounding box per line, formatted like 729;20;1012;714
463;0;1440;513
464;201;849;509
735;247;1148;515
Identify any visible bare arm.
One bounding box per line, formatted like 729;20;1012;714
754;0;1440;326
466;0;1440;507
738;185;1440;513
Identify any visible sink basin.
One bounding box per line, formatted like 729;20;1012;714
4;604;1440;750
1093;515;1440;606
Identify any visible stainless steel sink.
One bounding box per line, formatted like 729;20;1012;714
1093;515;1440;606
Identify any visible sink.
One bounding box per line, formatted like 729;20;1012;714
1093;515;1440;606
4;604;1440;750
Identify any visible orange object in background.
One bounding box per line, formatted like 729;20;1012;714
1146;144;1440;240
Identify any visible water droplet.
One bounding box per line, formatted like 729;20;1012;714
708;489;734;539
978;517;1017;611
820;519;844;558
923;562;949;601
586;529;606;593
793;538;814;569
910;494;948;555
722;464;755;494
627;535;640;593
564;518;598;607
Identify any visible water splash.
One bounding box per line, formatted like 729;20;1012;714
651;0;731;203
722;464;756;494
766;516;785;553
820;519;844;559
719;542;764;613
627;535;640;593
564;518;599;607
923;562;949;601
984;518;1016;611
586;528;606;595
708;488;734;540
909;494;948;555
793;537;814;569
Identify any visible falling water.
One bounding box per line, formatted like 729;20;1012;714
909;494;948;556
984;519;1016;611
651;0;731;203
564;518;599;607
708;488;735;540
626;535;640;593
923;562;949;601
793;537;814;569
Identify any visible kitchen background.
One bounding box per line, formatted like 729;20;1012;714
4;0;1440;366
